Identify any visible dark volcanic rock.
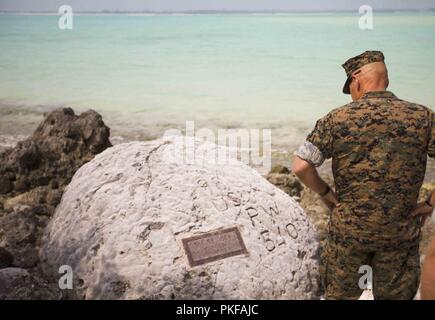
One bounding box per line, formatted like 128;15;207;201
0;268;61;300
0;108;111;296
269;164;290;174
0;108;111;198
0;207;45;268
266;165;303;198
0;176;13;194
0;247;13;269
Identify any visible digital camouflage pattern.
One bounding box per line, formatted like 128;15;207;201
342;51;385;94
321;240;420;300
306;90;434;299
308;91;434;251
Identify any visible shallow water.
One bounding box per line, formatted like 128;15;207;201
1;12;435;161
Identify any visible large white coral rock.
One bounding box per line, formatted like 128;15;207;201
41;136;319;299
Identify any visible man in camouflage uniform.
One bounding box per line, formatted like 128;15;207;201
292;51;435;300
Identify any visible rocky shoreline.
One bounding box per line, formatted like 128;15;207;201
0;108;112;299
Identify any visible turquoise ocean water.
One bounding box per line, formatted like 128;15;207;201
1;12;435;153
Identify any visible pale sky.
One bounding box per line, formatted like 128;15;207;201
1;0;435;12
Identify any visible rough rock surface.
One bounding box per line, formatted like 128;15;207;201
269;164;291;175
0;268;61;300
0;108;111;269
265;167;333;247
0;247;13;269
266;165;303;199
42;136;320;300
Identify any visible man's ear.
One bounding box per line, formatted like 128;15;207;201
352;70;361;82
351;72;360;91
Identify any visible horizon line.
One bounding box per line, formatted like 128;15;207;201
1;8;435;14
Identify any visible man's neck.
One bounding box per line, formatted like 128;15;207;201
362;83;388;94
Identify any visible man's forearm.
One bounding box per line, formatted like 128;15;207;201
292;157;330;195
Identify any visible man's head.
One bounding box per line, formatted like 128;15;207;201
342;51;389;101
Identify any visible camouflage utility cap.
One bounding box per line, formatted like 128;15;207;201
342;50;385;94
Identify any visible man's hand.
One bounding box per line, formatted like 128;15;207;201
320;189;340;211
292;156;340;212
409;201;433;226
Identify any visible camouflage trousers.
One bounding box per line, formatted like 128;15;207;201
320;239;420;300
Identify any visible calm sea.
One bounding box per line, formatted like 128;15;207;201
1;12;435;155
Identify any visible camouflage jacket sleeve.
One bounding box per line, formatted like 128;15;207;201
294;112;334;167
429;109;435;158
